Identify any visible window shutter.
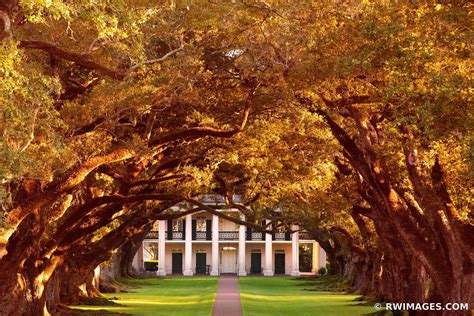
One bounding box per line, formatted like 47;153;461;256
167;220;172;240
192;220;197;240
182;221;186;240
206;220;212;240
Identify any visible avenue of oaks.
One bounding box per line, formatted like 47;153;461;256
0;1;472;315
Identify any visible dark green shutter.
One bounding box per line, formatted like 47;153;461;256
285;231;290;241
261;220;266;240
206;220;212;240
192;220;197;240
272;221;277;240
167;220;173;240
182;220;186;240
246;226;252;240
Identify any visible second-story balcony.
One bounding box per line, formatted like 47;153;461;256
145;228;311;241
219;231;239;240
245;230;291;241
165;231;184;240
274;232;288;240
249;232;263;240
195;231;211;240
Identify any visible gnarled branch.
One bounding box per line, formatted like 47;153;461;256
19;39;183;80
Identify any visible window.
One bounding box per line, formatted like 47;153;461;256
172;219;183;231
143;241;158;261
197;217;206;232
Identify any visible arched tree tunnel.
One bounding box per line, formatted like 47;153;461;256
0;1;472;315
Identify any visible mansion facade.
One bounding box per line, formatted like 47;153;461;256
132;196;326;276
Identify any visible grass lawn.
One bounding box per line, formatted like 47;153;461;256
239;277;376;316
72;277;218;316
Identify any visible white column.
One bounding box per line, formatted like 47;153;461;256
183;215;193;276
210;215;219;276
157;220;167;276
319;246;327;270
238;214;247;276
136;242;144;273
290;224;300;277
93;266;101;289
263;219;274;276
312;242;320;273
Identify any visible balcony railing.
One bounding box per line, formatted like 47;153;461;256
164;231;184;240
219;231;239;240
172;231;183;239
145;231;158;239
195;231;208;240
147;230;311;241
250;232;263;240
274;232;286;240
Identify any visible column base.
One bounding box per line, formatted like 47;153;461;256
157;269;167;276
290;270;300;277
238;269;247;276
210;270;219;276
183;270;194;276
263;270;274;276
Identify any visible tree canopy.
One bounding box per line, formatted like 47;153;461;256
0;1;472;315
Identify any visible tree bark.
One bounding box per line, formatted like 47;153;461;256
313;104;474;309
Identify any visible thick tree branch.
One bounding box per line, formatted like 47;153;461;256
0;0;16;40
150;87;253;147
7;147;135;226
19;40;127;80
18;40;183;80
130;174;190;188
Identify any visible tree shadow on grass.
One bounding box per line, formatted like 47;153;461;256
63;297;130;316
79;297;124;306
296;275;352;292
61;309;127;316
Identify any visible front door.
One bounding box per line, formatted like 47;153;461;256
275;253;285;274
196;253;207;274
250;253;262;274
221;248;237;273
172;253;182;274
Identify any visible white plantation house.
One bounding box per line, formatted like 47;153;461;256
132;195;326;276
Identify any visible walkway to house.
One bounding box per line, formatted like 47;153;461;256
212;274;242;316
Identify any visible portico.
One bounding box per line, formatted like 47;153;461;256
134;209;326;276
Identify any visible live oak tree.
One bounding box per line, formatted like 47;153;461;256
0;1;337;314
0;1;291;314
286;0;473;308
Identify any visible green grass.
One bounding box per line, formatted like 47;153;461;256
239;277;376;316
72;277;218;316
72;276;377;316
